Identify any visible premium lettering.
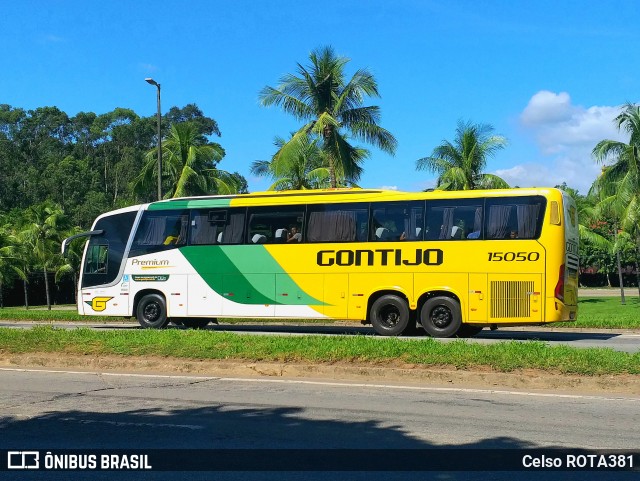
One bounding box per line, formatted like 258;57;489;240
317;248;443;267
131;259;169;266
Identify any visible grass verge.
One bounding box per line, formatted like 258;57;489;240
0;326;638;376
1;297;638;329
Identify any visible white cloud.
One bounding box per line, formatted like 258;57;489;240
521;91;575;126
512;91;626;193
379;185;398;190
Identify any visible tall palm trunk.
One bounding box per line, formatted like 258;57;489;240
328;157;337;188
614;227;625;305
23;278;29;309
323;129;337;188
43;265;51;310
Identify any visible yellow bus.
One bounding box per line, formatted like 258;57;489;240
62;187;579;337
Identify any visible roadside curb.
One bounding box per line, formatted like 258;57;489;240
1;352;638;397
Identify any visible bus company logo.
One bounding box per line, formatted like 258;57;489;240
131;259;171;270
566;241;579;256
317;248;444;267
85;297;113;312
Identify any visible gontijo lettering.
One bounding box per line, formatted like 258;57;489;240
317;248;443;266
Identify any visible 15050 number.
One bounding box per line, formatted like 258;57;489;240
488;252;540;262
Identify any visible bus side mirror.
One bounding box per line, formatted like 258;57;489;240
61;230;104;257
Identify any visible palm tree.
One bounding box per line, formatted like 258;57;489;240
0;219;27;308
134;122;240;198
251;135;329;190
592;103;640;297
56;226;83;303
416;120;509;190
20;202;69;310
592;104;640;226
260;46;397;188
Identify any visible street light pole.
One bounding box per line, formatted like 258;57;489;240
145;78;162;200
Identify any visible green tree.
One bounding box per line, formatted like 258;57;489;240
20;202;69;310
416;120;509;190
251;135;333;190
260;46;397;188
592;103;640;296
56;226;83;303
0;217;26;308
134;123;240;198
557;183;611;251
165;104;221;140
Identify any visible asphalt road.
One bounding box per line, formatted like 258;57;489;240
0;368;638;481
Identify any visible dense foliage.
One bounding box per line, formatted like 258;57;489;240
0;103;246;307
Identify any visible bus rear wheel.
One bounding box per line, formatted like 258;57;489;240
136;294;169;329
370;295;409;336
420;296;461;338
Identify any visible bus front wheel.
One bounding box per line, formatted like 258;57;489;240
136;294;169;329
420;296;461;338
370;295;409;336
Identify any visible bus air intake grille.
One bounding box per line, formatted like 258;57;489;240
567;254;579;271
490;281;533;318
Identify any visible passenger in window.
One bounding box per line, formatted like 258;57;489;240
287;226;302;243
509;230;518;239
394;221;407;241
163;227;181;245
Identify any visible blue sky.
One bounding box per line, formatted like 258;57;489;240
2;0;639;194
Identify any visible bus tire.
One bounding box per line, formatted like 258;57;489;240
136;294;169;329
456;325;483;338
420;296;461;338
370;295;410;336
181;318;211;329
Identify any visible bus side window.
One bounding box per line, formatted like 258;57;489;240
370;201;424;242
426;200;483;241
307;204;368;243
485;196;545;240
190;210;227;245
131;210;189;255
246;207;304;244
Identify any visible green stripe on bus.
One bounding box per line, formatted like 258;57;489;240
180;245;324;306
148;198;233;211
